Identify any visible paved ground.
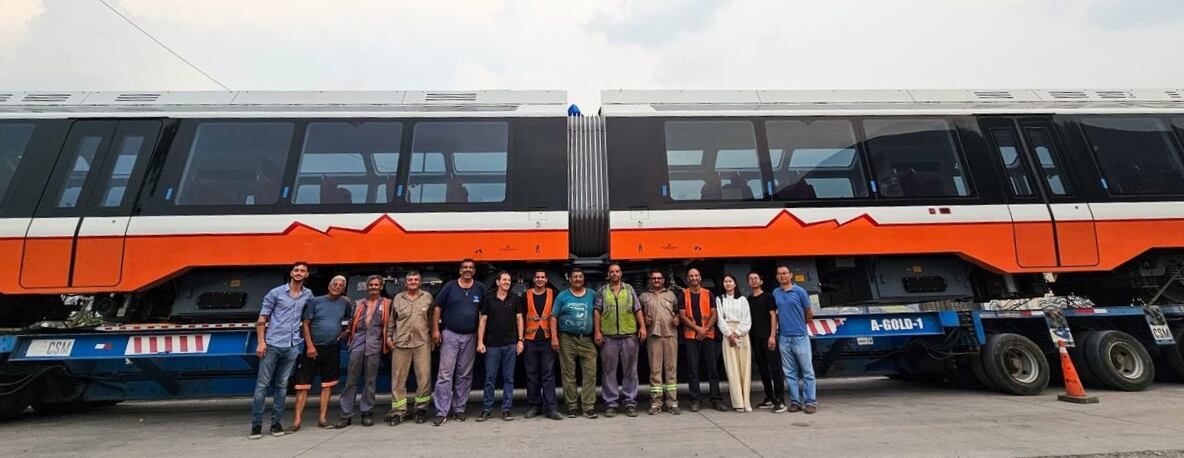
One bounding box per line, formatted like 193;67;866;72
2;377;1183;457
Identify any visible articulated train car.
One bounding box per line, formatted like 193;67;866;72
601;89;1184;307
0;91;569;325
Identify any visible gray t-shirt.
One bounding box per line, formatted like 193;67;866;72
302;295;350;346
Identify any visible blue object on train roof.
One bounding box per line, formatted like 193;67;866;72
568;104;582;116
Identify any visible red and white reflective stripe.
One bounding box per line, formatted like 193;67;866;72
807;318;847;337
98;322;254;332
125;334;211;356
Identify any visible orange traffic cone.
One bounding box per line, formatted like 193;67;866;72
1056;340;1099;404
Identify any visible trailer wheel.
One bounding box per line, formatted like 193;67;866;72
1069;331;1102;386
1084;330;1155;391
982;333;1050;395
969;353;996;391
1155;327;1184;382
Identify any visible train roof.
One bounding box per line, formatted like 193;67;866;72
600;89;1184;117
0;90;567;118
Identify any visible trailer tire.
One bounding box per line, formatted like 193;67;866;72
1084;330;1155;391
1156;327;1184;382
1069;331;1100;387
982;333;1049;395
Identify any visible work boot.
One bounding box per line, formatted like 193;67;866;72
431;415;447;427
502;411;514;421
648;405;662;415
788;404;802;413
689;400;701;412
584;410;598;419
361;412;373;427
604;407;618;418
625;406;638;417
452;412;467;422
712;400;728;412
545;411;564;420
414;409;428;424
804;404;818;414
524;407;540;419
667;405;682;415
476;410;492;422
335;418;352;429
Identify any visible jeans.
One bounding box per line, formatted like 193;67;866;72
779;335;816;407
251;344;301;427
482;344;517;412
433;330;477;417
523;339;558;414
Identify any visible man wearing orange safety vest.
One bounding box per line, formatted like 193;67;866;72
678;267;726;412
337;275;390;428
522;269;563;420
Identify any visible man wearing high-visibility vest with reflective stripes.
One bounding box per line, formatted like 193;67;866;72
594;263;648;418
522;269;563;420
678;267;726;412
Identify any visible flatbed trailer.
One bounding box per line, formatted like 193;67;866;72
3;304;1182;419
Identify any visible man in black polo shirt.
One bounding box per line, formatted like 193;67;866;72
476;271;524;422
431;259;484;427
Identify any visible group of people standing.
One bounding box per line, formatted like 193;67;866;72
246;260;818;440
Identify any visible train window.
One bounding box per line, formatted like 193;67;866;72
407;121;508;204
766;120;869;199
174;122;294;206
863;118;972;198
987;128;1035;197
663;120;764;201
1022;127;1070;196
0;123;36;205
1081;116;1184;195
98;135;148;207
55;135;104;208
293;122;402;205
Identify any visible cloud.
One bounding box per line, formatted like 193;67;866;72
0;0;1180;110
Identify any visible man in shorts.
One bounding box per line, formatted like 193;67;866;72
290;275;351;431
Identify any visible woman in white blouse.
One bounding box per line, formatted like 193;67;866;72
717;274;753;412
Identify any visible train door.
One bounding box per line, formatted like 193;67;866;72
19;120;161;288
980;117;1099;269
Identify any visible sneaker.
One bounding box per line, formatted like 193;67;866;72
502;411;514;421
431;415;447;427
712;400;728;412
755;398;773;409
689;400;701;412
476;410;492;422
625;406;638;417
248;425;262;440
804;404;817;414
452;412;467;422
335;418;351;429
584;410;598;419
668;406;682;415
772;402;788;413
604;407;617;418
269;423;285;437
648;405;662;415
524;407;540;419
788;404;802;413
545;411;564;420
361;412;374;427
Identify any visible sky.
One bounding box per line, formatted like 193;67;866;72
0;0;1182;109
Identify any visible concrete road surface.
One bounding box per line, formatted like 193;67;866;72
2;377;1183;457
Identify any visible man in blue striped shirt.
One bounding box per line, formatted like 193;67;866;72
250;261;314;439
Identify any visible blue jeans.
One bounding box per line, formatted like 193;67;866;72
482;344;517;412
779;335;816;407
251;344;301;427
